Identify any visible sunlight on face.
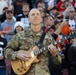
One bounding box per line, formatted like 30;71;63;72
28;9;42;26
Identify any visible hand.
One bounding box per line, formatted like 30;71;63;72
48;44;57;57
0;56;4;60
16;51;31;61
2;31;9;34
61;21;68;28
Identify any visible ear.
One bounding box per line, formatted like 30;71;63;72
22;7;23;11
40;16;42;22
28;17;30;22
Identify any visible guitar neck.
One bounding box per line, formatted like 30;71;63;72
34;46;48;56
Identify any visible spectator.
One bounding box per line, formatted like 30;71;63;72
1;9;16;42
0;27;7;75
66;5;75;30
49;7;58;19
0;7;8;23
2;21;25;35
9;0;32;16
68;38;76;75
16;2;30;28
36;0;45;9
0;0;8;15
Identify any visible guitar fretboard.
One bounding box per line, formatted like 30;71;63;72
34;46;48;56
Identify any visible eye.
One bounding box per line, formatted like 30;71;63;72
37;13;40;15
31;13;35;16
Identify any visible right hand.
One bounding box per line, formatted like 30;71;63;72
16;51;31;61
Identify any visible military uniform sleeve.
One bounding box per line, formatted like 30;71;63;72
47;34;62;64
4;33;20;60
51;52;62;64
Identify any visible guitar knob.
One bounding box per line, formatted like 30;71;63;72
21;66;23;69
24;68;26;70
17;68;22;72
17;68;19;71
20;70;22;73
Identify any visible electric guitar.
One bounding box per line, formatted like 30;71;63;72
11;45;49;75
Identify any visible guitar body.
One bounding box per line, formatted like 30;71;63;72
11;46;40;75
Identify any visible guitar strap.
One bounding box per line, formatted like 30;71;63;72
37;32;46;48
36;27;49;48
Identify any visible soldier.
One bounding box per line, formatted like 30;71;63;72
4;8;61;75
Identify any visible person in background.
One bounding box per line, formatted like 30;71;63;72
2;21;24;35
63;5;75;30
48;6;58;19
0;0;8;15
9;0;32;16
16;2;30;28
1;9;16;42
0;7;8;23
36;0;45;9
68;38;76;75
0;27;7;75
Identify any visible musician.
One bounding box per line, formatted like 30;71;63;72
68;38;76;75
4;8;61;75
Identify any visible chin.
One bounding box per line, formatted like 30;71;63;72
33;23;40;25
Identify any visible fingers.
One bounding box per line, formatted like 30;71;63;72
16;52;31;61
48;44;56;50
48;44;57;56
21;55;30;61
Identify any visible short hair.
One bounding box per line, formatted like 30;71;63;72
3;7;8;11
23;2;30;7
43;15;54;22
50;6;58;11
36;0;44;8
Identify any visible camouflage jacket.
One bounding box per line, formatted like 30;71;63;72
4;28;61;75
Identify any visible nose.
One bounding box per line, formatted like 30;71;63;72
34;14;38;18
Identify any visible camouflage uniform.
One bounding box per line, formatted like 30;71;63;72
4;28;61;75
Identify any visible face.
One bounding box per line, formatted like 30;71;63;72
37;7;45;17
37;3;45;8
47;16;54;26
52;9;58;16
15;26;23;33
22;4;30;16
69;10;75;18
6;11;13;19
28;9;42;26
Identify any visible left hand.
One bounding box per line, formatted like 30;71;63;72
48;44;57;57
61;20;68;28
